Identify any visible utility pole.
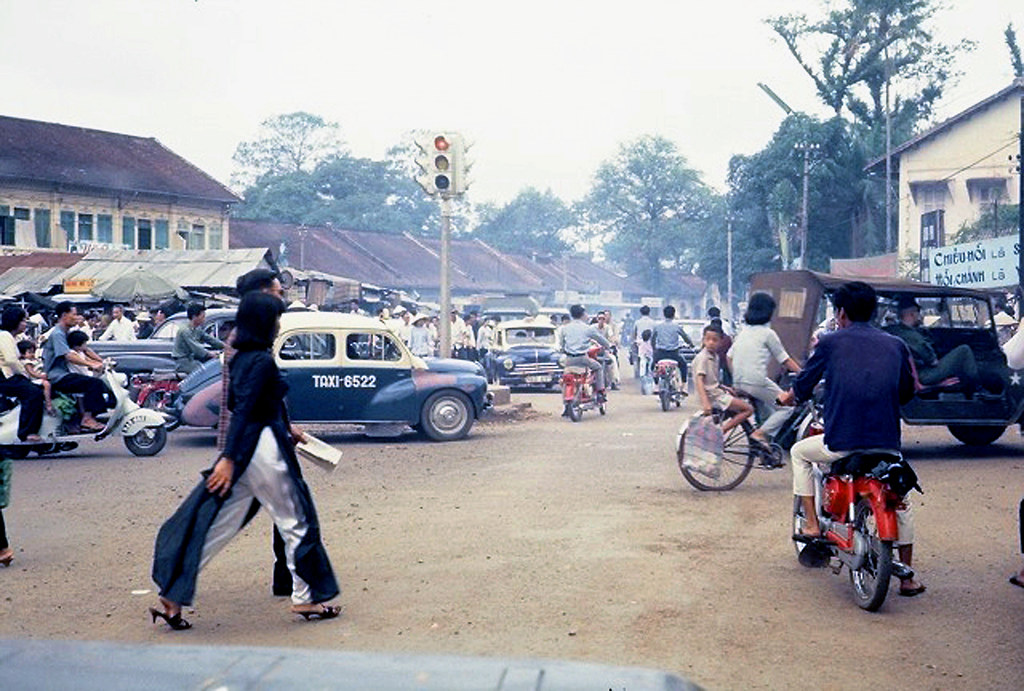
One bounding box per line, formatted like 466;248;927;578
885;44;893;253
726;210;733;324
439;197;452;357
794;142;818;269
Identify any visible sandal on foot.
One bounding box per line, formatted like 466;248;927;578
791;532;824;544
0;549;13;567
1009;575;1024;589
293;603;341;621
898;584;927;597
149;607;192;630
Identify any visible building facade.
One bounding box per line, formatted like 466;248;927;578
875;79;1023;280
0;116;239;252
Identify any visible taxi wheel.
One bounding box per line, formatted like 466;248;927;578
420;391;473;441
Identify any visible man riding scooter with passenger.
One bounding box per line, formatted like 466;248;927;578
779;281;927;597
42;302;114;433
558;304;612;406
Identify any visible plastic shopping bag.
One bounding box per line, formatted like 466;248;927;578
679;413;724;479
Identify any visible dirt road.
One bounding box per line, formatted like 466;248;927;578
0;382;1021;689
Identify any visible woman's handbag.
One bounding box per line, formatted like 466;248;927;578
296;434;342;472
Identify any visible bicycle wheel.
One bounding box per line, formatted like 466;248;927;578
678;419;756;491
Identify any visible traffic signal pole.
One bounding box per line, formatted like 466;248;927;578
439;196;453;358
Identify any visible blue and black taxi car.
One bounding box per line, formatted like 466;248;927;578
487;319;565;389
179;312;488;441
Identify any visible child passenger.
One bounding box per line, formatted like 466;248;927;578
691;323;753;435
17;340;52;413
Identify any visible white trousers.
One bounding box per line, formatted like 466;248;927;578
199;427;313;604
790;435;914;546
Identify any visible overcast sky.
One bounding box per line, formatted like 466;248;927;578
1;1;1021;205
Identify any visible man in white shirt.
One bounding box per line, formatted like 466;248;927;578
98;305;136;341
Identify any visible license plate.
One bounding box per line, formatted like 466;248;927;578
526;375;549;384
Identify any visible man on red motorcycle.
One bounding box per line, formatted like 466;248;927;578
558;304;612;397
779;281;926;597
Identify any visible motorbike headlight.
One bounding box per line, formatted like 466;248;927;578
557;354;567;367
502;358;514;371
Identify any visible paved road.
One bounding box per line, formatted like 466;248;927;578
0;381;1021;689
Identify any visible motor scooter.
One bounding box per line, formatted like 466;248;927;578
131;369;184;431
561;345;607;422
655;359;686;411
793;451;921;611
0;362;168;458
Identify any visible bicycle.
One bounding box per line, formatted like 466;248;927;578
677;397;821;491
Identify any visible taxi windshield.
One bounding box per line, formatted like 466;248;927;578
505;327;556;345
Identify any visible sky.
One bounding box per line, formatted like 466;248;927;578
1;0;1022;206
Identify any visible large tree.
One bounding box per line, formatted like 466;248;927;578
231;112;346;189
768;0;973;153
472;188;573;256
580;135;714;291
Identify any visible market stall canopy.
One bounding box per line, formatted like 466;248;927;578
95;267;188;301
51;248;277;295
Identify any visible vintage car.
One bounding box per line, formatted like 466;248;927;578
89;308;236;376
177;311;489;441
486;319;565;389
750;270;1019;446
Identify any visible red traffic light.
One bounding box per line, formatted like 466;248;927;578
434;135;450;151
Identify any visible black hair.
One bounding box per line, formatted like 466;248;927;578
233;291;286;352
639;305;650;316
641;328;652;342
707;306;721;318
1;305;26;333
68;330;89;348
703;323;724;337
16;340;35;355
744;292;776;326
833;281;877;323
663;305;676;319
55;301;74;319
236;268;280;296
186;302;206;320
569;304;585;319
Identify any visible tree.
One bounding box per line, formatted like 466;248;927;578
472;188;574;256
768;0;974;153
231;112;346;189
580;136;714;291
1006;23;1024;78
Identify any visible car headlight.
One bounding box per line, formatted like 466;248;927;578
557;354;567;366
502;358;514;370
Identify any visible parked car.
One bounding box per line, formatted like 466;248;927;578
750;269;1018;446
487;319;565;389
88;308;236;377
176;311;489;441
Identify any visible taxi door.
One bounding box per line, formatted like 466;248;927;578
276;329;344;423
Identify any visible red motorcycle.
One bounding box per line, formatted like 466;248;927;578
793;451;921;611
131;370;184;430
561;345;607;422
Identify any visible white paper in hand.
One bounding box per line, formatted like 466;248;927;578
296;434;342;472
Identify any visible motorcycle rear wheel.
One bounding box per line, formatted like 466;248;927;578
568;391;583;423
849;498;894;612
659;381;671;412
678;419;755;491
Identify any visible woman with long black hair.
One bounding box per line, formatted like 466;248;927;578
150;292;339;629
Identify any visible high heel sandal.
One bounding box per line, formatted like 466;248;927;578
149;607;192;630
0;550;13;567
293;603;342;621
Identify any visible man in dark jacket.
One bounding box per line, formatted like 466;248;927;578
780;281;925;596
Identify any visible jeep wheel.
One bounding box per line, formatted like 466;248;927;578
947;424;1005;446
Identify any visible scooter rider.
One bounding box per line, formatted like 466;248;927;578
779;281;926;596
42;302;114;434
559;304;612;398
651;305;694;381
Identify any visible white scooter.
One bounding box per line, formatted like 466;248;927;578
0;363;168;458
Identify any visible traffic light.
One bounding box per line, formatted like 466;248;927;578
414;131;467;197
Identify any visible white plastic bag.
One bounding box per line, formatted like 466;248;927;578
679;414;724;478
